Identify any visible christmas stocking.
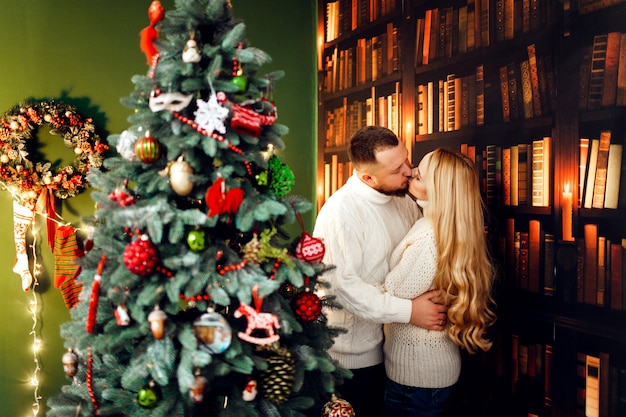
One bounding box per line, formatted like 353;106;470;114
12;201;34;291
53;225;82;309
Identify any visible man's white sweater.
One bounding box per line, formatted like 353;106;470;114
313;174;419;370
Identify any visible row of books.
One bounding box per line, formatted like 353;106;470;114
325;0;398;43
460;138;552;207
321;22;399;93
417;68;486;134
510;335;553;413
576;224;626;310
323;157;353;202
415;0;549;66
497;44;556;122
499;218;555;296
579;131;623;210
506;337;626;417
579;31;626;110
498;217;626;311
324;84;400;148
416;51;556;135
575;351;626;417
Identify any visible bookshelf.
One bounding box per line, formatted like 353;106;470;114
317;0;626;415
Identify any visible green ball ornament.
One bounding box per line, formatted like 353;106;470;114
231;75;248;92
187;229;207;252
137;383;161;408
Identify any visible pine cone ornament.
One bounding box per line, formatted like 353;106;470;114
259;348;295;404
242;233;261;264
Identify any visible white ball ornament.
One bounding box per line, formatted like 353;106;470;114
0;154;9;163
168;156;194;196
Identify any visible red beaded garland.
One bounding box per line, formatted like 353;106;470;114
87;346;100;415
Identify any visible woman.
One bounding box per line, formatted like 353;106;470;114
383;148;497;417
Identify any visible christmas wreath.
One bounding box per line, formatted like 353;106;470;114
0;100;109;292
0;100;108;206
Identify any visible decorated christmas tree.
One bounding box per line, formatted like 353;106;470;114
46;1;351;416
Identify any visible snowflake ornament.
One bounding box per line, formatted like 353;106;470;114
194;93;229;134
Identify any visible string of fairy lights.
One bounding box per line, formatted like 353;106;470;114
28;224;42;417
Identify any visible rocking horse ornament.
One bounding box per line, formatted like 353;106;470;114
235;285;280;345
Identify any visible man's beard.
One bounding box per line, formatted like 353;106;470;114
373;183;409;197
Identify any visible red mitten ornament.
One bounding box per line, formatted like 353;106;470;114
205;177;244;216
123;234;159;276
292;288;322;322
295;232;325;263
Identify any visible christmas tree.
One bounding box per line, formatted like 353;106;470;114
46;1;350;416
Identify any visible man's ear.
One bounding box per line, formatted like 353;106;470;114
358;171;375;186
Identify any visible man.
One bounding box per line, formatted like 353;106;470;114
314;126;448;417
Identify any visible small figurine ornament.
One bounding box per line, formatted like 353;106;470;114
62;349;79;378
242;379;258;401
189;371;208;403
182;38;202;63
115;304;131;326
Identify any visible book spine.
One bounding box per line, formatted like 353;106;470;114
601;31;621;108
592;131;612;209
588;33;609;110
543;233;555;296
584;224;598;305
604;143;623;209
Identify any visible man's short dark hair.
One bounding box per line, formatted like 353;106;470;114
348;126;399;167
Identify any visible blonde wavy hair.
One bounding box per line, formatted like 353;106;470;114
423;148;496;353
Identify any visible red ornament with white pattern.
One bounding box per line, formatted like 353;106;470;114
123;234;159;276
295;231;325;263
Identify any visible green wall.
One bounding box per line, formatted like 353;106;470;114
0;1;316;416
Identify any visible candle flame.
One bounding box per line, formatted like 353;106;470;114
564;182;570;193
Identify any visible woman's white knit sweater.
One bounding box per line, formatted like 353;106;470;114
384;217;461;388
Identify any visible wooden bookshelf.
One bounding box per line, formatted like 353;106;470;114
318;0;626;415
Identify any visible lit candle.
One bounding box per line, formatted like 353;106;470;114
562;183;574;241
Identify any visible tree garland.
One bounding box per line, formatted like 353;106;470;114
0;100;108;206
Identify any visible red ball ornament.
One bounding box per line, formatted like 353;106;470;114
123;235;159;276
295;232;325;263
293;289;321;322
322;394;355;417
134;134;161;163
